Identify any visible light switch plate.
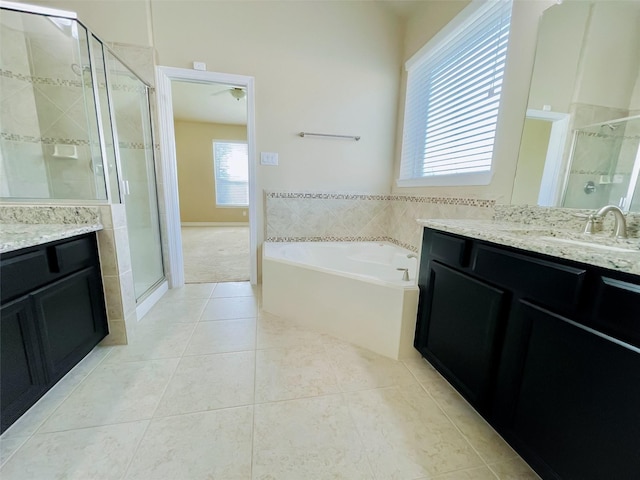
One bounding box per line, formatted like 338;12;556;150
261;152;279;166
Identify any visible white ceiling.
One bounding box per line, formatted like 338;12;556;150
171;80;247;125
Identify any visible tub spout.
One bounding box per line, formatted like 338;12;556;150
396;267;410;281
407;253;418;259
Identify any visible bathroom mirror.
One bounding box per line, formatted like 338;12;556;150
510;0;640;212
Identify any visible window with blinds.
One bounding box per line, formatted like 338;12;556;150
213;141;249;207
398;0;512;187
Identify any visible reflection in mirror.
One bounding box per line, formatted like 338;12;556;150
512;0;640;212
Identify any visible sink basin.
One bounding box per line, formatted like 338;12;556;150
540;236;638;253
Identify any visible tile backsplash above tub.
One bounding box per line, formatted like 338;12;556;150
265;192;496;251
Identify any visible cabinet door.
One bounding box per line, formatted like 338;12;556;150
415;261;507;411
31;266;108;384
0;297;47;432
496;300;640;480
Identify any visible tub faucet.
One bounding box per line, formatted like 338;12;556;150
407;253;418;259
584;205;627;238
396;267;410;281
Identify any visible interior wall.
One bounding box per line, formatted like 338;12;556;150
391;0;556;204
511;119;552;205
174;120;248;223
16;0;152;47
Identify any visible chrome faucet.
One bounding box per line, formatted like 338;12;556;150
584;205;627;238
407;253;418;259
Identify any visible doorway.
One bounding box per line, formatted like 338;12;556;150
156;67;257;287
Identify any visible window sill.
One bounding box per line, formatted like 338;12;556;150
396;171;493;188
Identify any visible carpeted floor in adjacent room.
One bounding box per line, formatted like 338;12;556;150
181;226;249;283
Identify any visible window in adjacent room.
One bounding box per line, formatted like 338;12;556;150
398;0;513;187
213;140;248;207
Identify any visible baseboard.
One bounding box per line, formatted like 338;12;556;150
181;222;249;227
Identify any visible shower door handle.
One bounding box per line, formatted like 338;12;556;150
121;180;130;195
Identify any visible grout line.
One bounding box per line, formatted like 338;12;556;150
2;346;113;441
403;358;504;476
120;323;190;480
249;302;260;480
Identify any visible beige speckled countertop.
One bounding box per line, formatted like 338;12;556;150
418;219;640;276
0;223;103;253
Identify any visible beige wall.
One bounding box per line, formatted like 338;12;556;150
391;0;555;204
511;119;552;206
175;120;248;223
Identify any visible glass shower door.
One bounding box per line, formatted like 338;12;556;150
106;52;164;301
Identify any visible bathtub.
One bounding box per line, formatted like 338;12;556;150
262;242;420;359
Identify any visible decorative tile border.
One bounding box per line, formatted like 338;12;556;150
1;69;84;88
265;192;495;208
0;133;91;146
1;69;146;94
265;235;419;252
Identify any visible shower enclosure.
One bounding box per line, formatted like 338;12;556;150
0;3;165;301
562;115;640;211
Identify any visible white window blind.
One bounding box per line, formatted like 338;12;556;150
399;0;512;186
213;141;249;206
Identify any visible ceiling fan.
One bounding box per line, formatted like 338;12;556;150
211;86;246;101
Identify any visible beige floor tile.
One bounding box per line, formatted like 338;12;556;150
253;394;373;480
104;323;196;363
140;298;208;324
200;296;258;321
488;457;541;480
39;359;178;433
3;346;113;438
162;283;216;300
255;344;340;403
345;384;484;479
154;351;255;417
402;358;454;397
256;312;336;350
211;281;258;298
0;421;148;480
0;435;28;466
184;318;256;355
429;466;499;479
326;342;417;392
125;407;253;480
430;387;518;464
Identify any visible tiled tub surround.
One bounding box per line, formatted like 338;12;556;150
265;192;496;252
0;205;136;345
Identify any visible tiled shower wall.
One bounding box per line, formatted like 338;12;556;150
265;193;495;252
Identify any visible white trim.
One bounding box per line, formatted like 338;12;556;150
396;171;493;187
525;109;570;207
0;0;77;18
181;222;249;227
135;280;168;321
155;66;258;287
405;0;500;71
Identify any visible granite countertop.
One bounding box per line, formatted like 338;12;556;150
0;223;103;253
418;219;640;276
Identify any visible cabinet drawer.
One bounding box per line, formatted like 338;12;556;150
427;231;468;267
592;276;640;348
0;249;51;301
51;236;95;275
472;245;587;314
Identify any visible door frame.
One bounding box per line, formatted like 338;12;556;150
525;109;570;207
155;66;257;286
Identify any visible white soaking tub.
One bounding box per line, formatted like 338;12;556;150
262;242;420;359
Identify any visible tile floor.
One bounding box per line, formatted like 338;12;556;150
0;282;540;480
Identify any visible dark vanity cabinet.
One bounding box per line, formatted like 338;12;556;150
0;233;109;433
415;228;640;480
